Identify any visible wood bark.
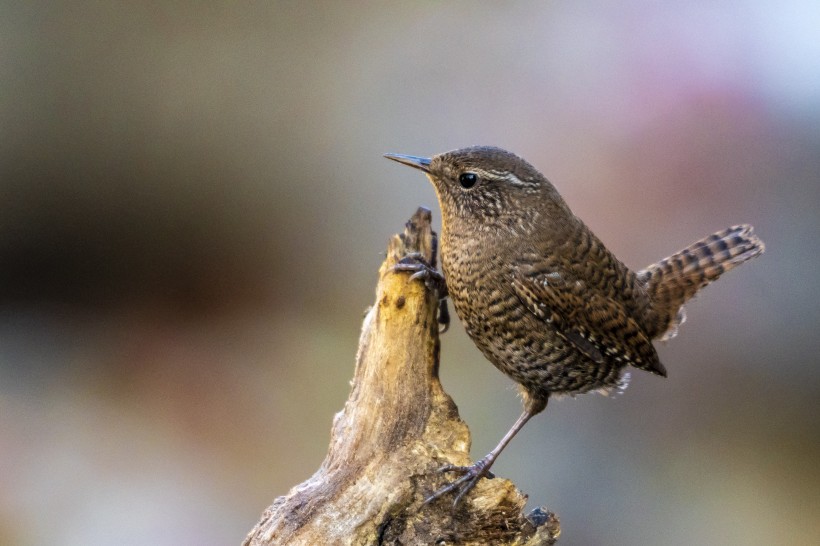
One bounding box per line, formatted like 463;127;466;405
244;207;560;545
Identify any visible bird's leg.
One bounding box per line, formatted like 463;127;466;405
425;394;548;507
437;297;450;333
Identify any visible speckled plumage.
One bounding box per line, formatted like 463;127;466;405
385;146;764;504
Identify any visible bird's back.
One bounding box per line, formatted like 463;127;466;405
441;208;663;397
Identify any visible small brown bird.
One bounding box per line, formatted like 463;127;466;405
385;146;764;505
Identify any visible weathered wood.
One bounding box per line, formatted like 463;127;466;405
244;207;559;546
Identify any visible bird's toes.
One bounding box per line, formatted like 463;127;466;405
423;460;495;507
391;254;447;296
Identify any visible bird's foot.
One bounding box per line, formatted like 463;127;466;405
391;253;450;332
423;456;496;507
393;253;446;292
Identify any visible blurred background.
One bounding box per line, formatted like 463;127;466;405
0;2;818;545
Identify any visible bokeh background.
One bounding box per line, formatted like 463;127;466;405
1;2;818;545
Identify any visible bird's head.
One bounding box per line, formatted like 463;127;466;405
385;146;569;234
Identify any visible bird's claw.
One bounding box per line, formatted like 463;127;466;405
391;253;450;332
423;458;495;507
393;253;446;289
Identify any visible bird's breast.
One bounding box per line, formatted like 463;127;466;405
438;226;630;396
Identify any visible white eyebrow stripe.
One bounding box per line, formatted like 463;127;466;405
474;169;528;186
500;172;527;186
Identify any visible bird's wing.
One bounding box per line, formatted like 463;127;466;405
511;268;666;376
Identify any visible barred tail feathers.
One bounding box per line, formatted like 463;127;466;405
639;224;764;340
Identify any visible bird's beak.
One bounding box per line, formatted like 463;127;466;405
384;153;431;173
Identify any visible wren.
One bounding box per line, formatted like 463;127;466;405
385;146;764;506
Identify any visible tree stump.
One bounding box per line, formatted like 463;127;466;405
244;207;560;545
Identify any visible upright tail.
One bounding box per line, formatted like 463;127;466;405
638;224;764;341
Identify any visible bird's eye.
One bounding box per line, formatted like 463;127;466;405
459;172;478;189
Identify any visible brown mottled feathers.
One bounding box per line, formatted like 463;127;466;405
512;267;667;377
638;224;765;340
